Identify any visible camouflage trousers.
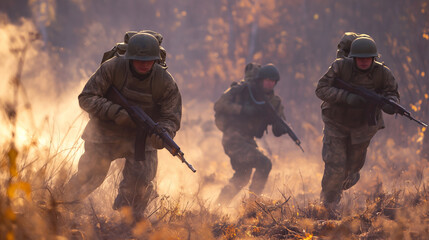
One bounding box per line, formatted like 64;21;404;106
320;135;370;206
217;131;272;204
63;140;157;220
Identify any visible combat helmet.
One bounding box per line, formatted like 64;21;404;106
349;37;378;58
125;33;161;61
257;64;280;82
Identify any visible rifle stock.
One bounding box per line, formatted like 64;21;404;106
105;86;196;173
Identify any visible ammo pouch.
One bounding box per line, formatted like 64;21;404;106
323;105;367;128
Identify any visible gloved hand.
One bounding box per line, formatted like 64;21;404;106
107;104;122;120
150;133;164;149
241;103;261;115
381;103;396;115
346;93;367;107
114;109;136;128
272;123;288;137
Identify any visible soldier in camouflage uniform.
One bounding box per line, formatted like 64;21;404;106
315;37;399;218
62;33;182;221
214;63;289;204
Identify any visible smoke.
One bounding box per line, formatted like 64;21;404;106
0;16;87;175
0;1;427;220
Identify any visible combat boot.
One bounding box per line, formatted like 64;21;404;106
216;184;239;205
320;191;342;220
342;172;360;190
323;202;341;220
113;182;157;222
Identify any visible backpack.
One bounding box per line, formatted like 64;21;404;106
213;62;262;131
243;62;262;82
336;32;372;59
100;30;167;67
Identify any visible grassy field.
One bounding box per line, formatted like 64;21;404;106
1;110;428;240
1;9;428;239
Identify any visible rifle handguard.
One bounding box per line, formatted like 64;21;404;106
105;86;197;172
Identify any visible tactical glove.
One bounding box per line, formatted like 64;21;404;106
114;109;136;128
272;123;288;137
381;103;396;115
346;93;367;107
241;103;261;115
107;104;123;120
149;133;164;149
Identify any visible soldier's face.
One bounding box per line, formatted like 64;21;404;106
355;57;373;70
262;78;276;92
132;60;155;74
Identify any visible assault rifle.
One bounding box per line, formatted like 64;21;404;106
333;78;427;127
265;101;304;152
247;85;304;152
105;86;196;173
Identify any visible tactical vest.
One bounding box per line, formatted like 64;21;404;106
326;58;386;128
214;81;275;138
82;57;174;143
338;58;385;91
110;56;167;121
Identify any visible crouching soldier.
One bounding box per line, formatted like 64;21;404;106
62;32;182;221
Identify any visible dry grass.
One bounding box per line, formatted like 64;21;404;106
1;141;428;240
1;19;428;240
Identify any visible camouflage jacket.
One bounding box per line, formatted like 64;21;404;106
315;58;399;143
214;81;285;138
79;56;182;146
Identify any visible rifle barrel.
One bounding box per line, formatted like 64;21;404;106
408;116;428;127
297;143;304;152
177;152;196;172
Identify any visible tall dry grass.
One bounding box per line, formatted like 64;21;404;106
0;12;428;240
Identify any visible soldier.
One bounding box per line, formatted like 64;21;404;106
214;63;289;204
315;37;399;218
62;33;182;221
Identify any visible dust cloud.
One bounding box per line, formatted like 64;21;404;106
0;0;427;219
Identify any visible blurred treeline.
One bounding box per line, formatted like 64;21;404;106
1;0;428;142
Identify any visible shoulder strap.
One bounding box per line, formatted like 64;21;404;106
151;64;169;103
112;57;128;90
225;80;247;103
372;61;385;90
339;58;354;83
234;80;249;94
